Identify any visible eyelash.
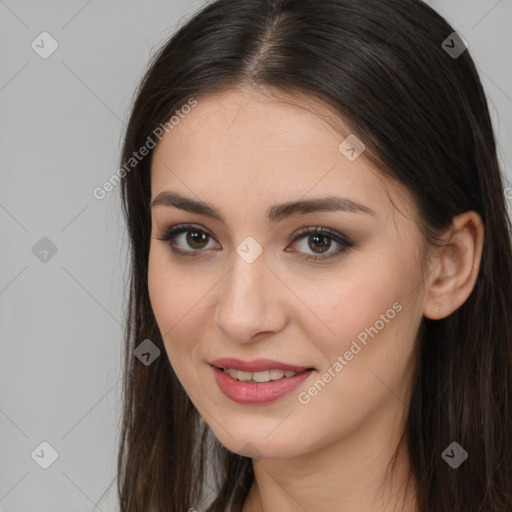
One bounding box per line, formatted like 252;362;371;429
155;223;354;263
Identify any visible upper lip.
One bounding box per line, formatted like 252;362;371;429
210;357;313;373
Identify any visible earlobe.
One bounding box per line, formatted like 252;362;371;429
423;211;484;320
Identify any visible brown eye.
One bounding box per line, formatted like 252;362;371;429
185;229;209;249
289;226;353;262
157;223;353;262
307;233;332;254
156;224;219;256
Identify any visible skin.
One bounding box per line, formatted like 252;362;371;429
147;86;484;512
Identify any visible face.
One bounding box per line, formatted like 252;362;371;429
148;86;428;460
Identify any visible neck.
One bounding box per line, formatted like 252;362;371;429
241;405;418;512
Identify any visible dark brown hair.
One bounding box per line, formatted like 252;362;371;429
117;0;512;510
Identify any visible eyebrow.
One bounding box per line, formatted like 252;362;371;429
150;191;376;223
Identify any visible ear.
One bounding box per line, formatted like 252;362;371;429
423;211;484;320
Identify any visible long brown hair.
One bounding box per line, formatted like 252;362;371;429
117;0;512;510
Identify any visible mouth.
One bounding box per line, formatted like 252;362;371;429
217;367;313;383
210;357;314;377
209;358;316;404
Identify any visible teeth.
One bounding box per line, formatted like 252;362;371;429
252;370;270;382
237;370;252;382
222;367;299;382
269;369;285;380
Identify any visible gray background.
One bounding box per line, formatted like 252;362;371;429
0;1;511;511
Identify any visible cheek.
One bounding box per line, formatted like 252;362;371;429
294;249;422;389
147;247;198;363
147;250;178;333
147;245;220;381
147;245;204;334
300;264;409;349
310;257;421;399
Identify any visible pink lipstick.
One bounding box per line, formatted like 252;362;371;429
210;358;315;404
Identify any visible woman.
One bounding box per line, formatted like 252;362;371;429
117;0;512;510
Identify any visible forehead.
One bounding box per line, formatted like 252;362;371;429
149;87;411;223
155;86;354;155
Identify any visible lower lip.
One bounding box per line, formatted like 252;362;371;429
212;366;314;404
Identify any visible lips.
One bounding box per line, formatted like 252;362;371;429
209;358;316;404
210;357;313;373
222;368;300;383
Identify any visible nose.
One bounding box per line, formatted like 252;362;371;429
214;249;287;343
